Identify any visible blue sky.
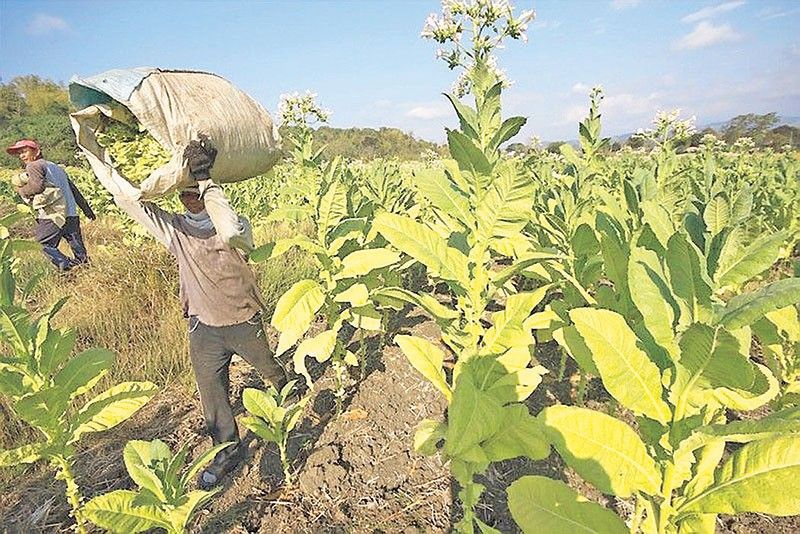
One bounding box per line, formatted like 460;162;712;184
1;0;798;142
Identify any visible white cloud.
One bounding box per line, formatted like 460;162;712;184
571;83;590;95
681;1;745;24
532;20;562;30
758;7;800;21
611;0;641;10
555;105;588;126
27;13;70;35
673;21;741;50
405;104;450;120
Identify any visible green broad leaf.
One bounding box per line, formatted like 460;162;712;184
474;160;534;245
83;490;169;533
0;442;46;467
182;441;237;487
372;287;459;322
316;179;348;242
271;279;326;356
476;518;504;534
123;440;171;501
487;365;548;405
38;329;77;377
524;309;564;332
334;248;400;280
682;440;726;500
596;212;631;306
0;306;29;355
249;236;325;263
715;231;787;288
704;363;779;411
0;363;29;398
373;212;470;286
413;167;472;228
483;288;550;355
413;418;446;456
443;92;479;139
678;435;800;516
293;328;337;385
675;325;755;397
241;416;277;443
444;366;503;459
326;217;367;255
396;335;451;402
165;488;219;531
264;205;314;223
508;476;628;534
14;388;59;429
628;246;680;360
447;129;492;180
333;283;369;307
666;233;713;324
703;195;729;237
677;514;717;534
640;200;675;250
540;405;662;497
70;381;158;443
243;387;279;422
482;404;549;461
571;223;600;257
348;305;382;331
488;116;527;152
552;326;599;376
719;278;800;330
53;347;115;401
569;308;671;424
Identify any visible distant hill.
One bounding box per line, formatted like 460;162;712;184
310;126;446;161
604;115;800;145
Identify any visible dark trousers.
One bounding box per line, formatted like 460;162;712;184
35;216;89;271
188;313;287;465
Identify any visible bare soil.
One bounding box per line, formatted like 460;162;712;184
1;313;799;533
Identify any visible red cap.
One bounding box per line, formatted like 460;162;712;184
6;139;40;155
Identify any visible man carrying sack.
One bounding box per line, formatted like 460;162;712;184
6;139;96;271
100;136;287;489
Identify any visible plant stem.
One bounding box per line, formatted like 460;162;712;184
279;441;292;486
630;495;645;533
53;456;87;534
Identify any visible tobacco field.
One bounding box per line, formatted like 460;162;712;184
1;1;799;533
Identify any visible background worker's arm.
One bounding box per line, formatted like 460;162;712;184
18;160;47;198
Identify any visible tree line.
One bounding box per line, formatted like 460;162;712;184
0;75;796;169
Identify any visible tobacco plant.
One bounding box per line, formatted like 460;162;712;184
241;380;308;485
371;3;555;531
83;439;232;533
512;224;800;533
253;148;400;408
0;238;158;533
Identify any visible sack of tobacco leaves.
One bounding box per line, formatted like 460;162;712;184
68;68;282;200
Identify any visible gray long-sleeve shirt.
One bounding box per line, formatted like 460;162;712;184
106;172;264;326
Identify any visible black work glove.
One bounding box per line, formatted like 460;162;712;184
183;134;218;182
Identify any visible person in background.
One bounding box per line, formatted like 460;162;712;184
6;139;95;271
97;136;287;490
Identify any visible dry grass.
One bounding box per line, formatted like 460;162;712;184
0;215;317;486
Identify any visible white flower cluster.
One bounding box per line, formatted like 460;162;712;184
635;109;697;145
421;0;535;70
732;136;756;153
701;133;727;151
277;91;331;130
